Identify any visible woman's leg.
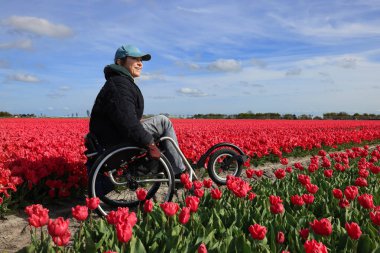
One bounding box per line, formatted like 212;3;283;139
141;115;185;174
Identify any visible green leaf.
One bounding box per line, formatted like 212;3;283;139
130;236;147;253
358;235;376;253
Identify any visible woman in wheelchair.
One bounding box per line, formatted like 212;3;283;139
85;45;185;215
88;44;185;174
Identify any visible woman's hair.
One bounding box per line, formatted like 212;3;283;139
115;57;128;65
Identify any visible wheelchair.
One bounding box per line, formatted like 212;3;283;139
84;133;248;216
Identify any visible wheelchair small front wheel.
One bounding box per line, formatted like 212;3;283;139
88;146;175;216
207;148;243;185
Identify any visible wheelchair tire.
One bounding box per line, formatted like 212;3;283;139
88;146;175;216
207;148;243;185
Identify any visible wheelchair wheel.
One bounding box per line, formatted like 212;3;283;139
88;146;175;216
207;148;243;185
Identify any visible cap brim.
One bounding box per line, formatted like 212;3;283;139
141;54;151;61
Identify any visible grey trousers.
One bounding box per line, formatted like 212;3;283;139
141;115;185;174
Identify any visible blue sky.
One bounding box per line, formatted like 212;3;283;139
1;0;380;117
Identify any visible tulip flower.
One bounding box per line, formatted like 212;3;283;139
345;222;362;240
48;217;70;237
52;230;71;246
198;243;207;253
202;178;213;188
304;239;328;253
210;188;222;200
357;193;374;209
160;202;179;217
299;228;309;240
370;211;380;226
24;204;49;228
136;188;148;201
276;231;285;244
185;196;200;213
310;218;332;236
344;186;358;200
143;199;153;213
245;169;254;178
178;207;191;224
332;189;343;199
115;222;133;243
193;180;203;189
248;224;267;240
71;205;88;221
86;197;100;210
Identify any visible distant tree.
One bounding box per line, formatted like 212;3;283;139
0;111;12;117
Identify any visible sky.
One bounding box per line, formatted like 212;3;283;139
1;0;380;117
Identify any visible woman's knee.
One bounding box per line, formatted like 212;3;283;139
157;115;172;127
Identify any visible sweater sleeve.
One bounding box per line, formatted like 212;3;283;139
108;78;153;146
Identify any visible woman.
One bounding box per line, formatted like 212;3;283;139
89;44;185;175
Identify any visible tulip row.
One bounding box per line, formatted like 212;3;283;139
21;144;379;252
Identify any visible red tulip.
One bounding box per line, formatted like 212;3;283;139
323;169;333;178
52;230;71;246
370;211;380;226
302;194;315;204
245;169;254;178
357;193;374;209
270;203;284;214
274;169;286;179
180;173;190;185
345;222;362;240
248;192;256;201
344;186;358;200
304;239;328;253
136;188;147;201
254;170;264;177
115;222;133;243
178;207;191;224
143;199;153;213
309;218;332;236
160;202;179;217
193;180;203;189
71;205;88;221
276;231;285;244
248;224;267;240
194;189;204;198
291;195;305;206
305;183;319;194
210;188;222;200
297;174;311;186
332;189;343;199
24;204;49;228
354;177;368;187
339;198;350;209
280;157;288;165
185;196;200;212
198;243;207;253
299;228;309;240
269;195;283;205
202;178;213;188
48;217;70;237
86;197;100;210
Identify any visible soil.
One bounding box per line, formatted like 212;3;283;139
0;153;343;252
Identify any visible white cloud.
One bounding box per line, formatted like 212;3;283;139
207;59;242;72
177;87;208;97
139;72;166;81
7;73;40;83
4;16;73;38
0;39;33;50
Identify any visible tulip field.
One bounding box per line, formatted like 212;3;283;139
1;118;380;252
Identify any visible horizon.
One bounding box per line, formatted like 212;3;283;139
1;1;380;117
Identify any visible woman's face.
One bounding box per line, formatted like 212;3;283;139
122;57;143;78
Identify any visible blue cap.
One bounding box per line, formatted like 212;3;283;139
114;45;151;61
